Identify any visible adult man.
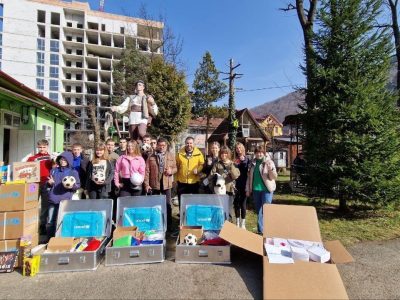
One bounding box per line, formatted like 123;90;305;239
176;136;204;212
144;137;177;232
27;139;53;234
71;143;89;197
105;138;120;165
115;138;127;156
111;80;158;142
150;137;158;152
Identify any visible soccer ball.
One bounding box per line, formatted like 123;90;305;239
130;172;144;186
62;176;76;189
141;143;151;153
184;233;197;246
93;172;105;184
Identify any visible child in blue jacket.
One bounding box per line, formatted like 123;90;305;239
46;151;80;240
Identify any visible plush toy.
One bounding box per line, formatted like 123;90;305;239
130;172;144;186
184;233;197;246
71;188;84;200
213;174;226;195
62;176;76;189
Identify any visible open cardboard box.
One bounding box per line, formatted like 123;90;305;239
179;225;203;244
220;204;354;299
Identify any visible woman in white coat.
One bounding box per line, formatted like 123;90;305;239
246;146;278;233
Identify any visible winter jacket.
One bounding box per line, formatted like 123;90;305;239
234;155;251;191
47;151;80;204
208;160;240;194
144;151;177;191
246;155;278;194
202;155;219;178
27;152;52;184
86;160;114;194
114;155;145;187
176;147;204;184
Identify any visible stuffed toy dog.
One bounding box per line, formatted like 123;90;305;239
213;173;226;195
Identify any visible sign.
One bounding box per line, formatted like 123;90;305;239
13;162;40;183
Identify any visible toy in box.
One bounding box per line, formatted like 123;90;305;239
0;251;17;273
105;195;167;266
34;199;113;273
175;194;231;264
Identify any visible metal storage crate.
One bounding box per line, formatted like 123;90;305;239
105;195;167;266
38;199;113;273
175;194;231;264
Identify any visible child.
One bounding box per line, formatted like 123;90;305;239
46;151;80;240
86;142;114;199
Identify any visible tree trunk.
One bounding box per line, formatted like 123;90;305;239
88;103;101;148
205;106;210;155
338;195;348;212
388;0;400;106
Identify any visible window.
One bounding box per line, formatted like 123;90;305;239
37;10;45;23
36;52;44;64
76;36;83;43
76;49;83;56
76;86;82;93
75;74;82;80
76;61;82;68
75;98;82;105
66;35;72;41
12;116;21;127
36;65;44;77
66;61;72;67
120;27;125;34
38;25;45;38
66;48;72;54
50;54;59;65
101;24;105;31
0;34;2;47
66;86;71;92
49;79;58;91
66;22;72;27
42;125;52;152
37;38;45;51
36;78;44;90
0;19;3;32
77;23;83;29
75;109;81;117
0;4;4;18
65;97;71;105
51;12;60;25
49;66;58;78
49;92;58;102
66;73;72;79
50;40;59;52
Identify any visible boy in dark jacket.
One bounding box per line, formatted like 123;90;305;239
46;151;80;240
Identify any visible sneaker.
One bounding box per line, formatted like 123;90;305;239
240;219;246;230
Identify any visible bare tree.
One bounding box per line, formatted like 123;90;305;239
88;103;101;147
387;0;400;105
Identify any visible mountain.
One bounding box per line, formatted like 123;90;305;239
250;90;304;123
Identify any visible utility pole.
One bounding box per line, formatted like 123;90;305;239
222;59;242;151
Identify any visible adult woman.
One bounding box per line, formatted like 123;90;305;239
86;142;114;199
246;146;278;233
234;142;251;229
114;140;146;196
209;146;240;195
200;142;220;193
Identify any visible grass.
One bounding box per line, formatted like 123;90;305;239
244;177;400;246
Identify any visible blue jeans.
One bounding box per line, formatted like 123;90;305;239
46;203;60;240
253;190;273;233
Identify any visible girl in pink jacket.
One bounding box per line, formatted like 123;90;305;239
114;140;145;196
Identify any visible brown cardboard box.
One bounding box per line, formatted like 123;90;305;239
12;162;41;183
220;204;354;300
113;226;137;241
0;208;38;240
47;237;77;252
179;225;203;244
0;183;39;212
0;234;39;267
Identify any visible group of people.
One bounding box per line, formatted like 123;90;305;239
29;135;278;241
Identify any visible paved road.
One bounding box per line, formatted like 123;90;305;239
0;237;399;299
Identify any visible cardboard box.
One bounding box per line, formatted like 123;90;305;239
12;162;40;183
220;204;354;299
0;234;39;267
179;225;203;244
113;226;137;241
0;183;39;212
0;208;38;240
47;237;77;252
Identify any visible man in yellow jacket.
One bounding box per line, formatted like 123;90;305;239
176;136;205;213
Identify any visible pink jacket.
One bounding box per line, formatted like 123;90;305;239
114;155;145;186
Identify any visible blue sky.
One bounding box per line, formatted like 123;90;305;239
80;0;305;109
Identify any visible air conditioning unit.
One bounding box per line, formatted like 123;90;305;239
242;127;250;137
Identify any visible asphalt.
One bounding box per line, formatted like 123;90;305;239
0;236;399;299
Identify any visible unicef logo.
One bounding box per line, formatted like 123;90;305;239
0;218;21;226
11;192;20;197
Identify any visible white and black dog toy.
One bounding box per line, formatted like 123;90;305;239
62;176;76;189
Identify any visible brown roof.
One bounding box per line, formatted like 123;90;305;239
188;117;224;128
0;70;76;121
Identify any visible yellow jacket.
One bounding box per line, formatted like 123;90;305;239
176;146;205;184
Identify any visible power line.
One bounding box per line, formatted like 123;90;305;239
235;84;301;92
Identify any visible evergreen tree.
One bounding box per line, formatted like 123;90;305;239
147;57;191;141
192;51;227;151
303;0;400;209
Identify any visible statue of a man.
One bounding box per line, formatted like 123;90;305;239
111;80;158;142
